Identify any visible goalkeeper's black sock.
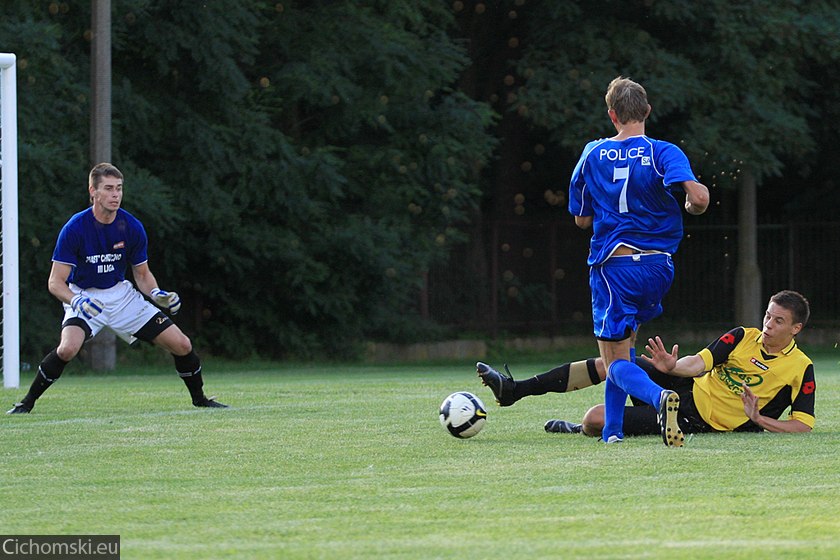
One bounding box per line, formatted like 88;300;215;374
21;350;68;408
512;359;601;401
174;351;207;404
181;372;207;404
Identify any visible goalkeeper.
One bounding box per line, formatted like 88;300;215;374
477;290;814;437
7;163;227;414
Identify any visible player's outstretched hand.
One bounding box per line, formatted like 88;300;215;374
151;288;181;315
643;335;679;373
70;294;104;320
741;383;761;422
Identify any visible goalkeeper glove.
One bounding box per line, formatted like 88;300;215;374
150;288;181;315
70;294;104;320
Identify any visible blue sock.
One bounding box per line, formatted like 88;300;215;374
602;371;627;441
609;359;663;408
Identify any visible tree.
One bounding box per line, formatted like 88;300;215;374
5;0;840;361
2;1;497;361
507;0;840;326
110;1;497;357
0;1;93;357
652;1;840;325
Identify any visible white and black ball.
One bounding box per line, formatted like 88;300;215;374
439;391;487;439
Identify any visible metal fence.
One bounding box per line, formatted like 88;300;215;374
428;221;840;334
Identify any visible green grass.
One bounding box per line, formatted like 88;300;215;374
2;355;839;559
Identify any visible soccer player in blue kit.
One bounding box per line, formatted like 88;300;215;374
566;76;708;446
7;163;227;414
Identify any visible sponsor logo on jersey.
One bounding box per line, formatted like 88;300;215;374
598;146;646;161
113;241;125;249
85;253;123;264
750;357;769;371
85;252;123;274
641;156;651;166
719;333;736;345
718;366;762;393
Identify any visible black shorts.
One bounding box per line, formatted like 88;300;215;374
133;311;174;343
621;358;717;436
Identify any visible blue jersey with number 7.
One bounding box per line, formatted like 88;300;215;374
568;135;697;266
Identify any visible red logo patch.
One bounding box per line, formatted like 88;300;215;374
720;333;735;344
802;381;815;395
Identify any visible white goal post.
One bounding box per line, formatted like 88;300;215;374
1;52;20;389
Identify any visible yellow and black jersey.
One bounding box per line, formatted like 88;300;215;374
692;327;815;431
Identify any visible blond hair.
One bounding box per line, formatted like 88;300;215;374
604;77;649;124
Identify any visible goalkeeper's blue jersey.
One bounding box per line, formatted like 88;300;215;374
568;135;696;266
52;208;149;289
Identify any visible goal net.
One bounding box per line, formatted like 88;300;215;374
1;53;19;389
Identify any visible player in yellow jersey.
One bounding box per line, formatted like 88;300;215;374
477;290;814;438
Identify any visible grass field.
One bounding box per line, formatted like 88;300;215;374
2;352;839;559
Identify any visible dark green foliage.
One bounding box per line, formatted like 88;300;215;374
1;1;495;361
515;0;840;186
2;1;839;361
515;1;701;149
1;2;91;354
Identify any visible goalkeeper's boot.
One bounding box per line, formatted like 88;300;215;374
476;362;517;406
658;390;684;447
6;402;32;414
193;396;229;409
544;419;583;434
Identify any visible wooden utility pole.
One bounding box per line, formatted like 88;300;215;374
735;170;763;327
87;0;116;370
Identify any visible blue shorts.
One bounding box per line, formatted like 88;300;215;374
589;253;674;341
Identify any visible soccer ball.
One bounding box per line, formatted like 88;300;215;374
439;391;487;439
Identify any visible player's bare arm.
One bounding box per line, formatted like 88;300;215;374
132;262;160;296
133;262;182;315
644;335;706;377
741;384;811;433
682;180;710;215
47;262;77;304
574;215;593;229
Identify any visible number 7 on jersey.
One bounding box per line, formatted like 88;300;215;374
614;166;629;213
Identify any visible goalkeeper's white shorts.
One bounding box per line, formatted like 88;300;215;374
63;280;163;344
